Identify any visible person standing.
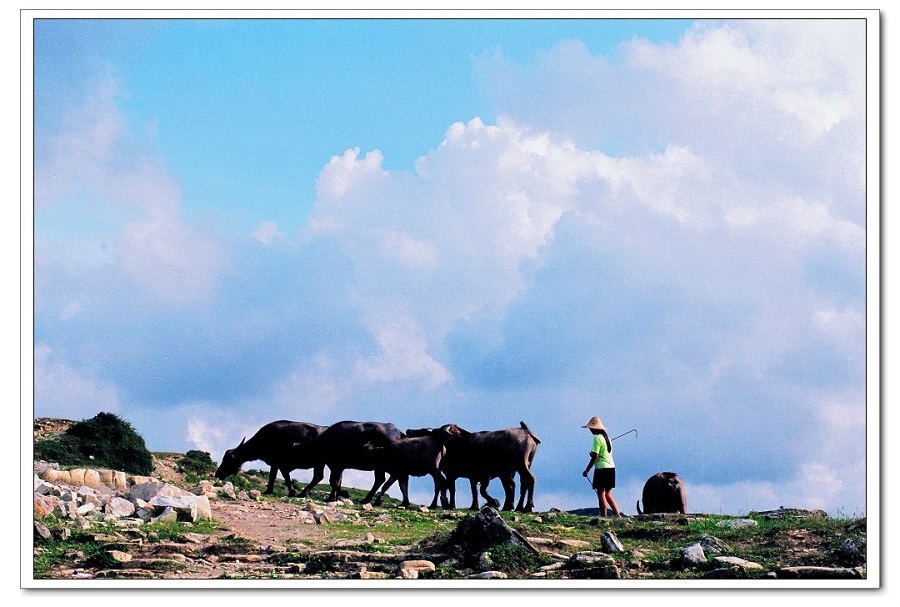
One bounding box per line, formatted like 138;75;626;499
582;416;622;517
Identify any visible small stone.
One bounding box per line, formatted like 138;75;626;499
34;521;51;540
699;534;730;556
704;566;743;579
716;518;758;529
469;571;508;579
360;569;390;579
107;550;132;563
778;566;864;579
714;556;764;570
601;531;624;553
569;552;615;567
557;539;591;549
400;559;436;574
681;543;707;567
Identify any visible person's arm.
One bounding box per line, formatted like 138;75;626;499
583;451;598;476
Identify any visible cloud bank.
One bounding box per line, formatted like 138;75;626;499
32;20;869;515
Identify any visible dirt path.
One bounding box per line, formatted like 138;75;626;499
209;498;334;548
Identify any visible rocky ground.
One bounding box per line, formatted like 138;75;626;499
31;422;867;583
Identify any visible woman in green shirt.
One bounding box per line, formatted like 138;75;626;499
582;416;622;517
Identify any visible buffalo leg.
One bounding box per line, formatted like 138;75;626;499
361;469;386;504
374;474;399;506
429;472;446;509
499;473;516;511
516;468;536;512
444;477;457;509
280;467;298;497
478;479;501;509
398;475;410;508
299;464;325;498
264;467;278;494
327;468;344;502
470;479;483;510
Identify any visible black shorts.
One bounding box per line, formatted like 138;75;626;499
592;467;616;490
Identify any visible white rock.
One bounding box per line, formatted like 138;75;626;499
681;543;707;567
714;556;764;570
129;481;183;502
716;518;758;529
469;571;508;579
601;531;624;553
34;477;54;495
104;497;136;518
400;560;436;573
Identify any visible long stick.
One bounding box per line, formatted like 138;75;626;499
611;428;637;441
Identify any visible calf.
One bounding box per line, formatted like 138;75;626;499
367;429;448;509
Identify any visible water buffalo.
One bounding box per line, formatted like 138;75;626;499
214;420;326;497
366;429;448;509
299;420;406;504
636;472;687;514
430;421;541;512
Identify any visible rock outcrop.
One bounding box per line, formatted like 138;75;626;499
34;463;212;525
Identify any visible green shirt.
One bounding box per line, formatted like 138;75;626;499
591;434;615;469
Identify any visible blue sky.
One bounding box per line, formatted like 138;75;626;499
28;14;875;517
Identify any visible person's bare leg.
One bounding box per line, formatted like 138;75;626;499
605;490;621;517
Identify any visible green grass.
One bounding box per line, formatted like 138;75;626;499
33;515;221;578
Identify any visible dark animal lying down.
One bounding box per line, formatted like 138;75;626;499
636;471;687;514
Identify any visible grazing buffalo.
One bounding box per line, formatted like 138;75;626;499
636;472;687;514
300;420;405;504
215;420;326;497
430;421;541;512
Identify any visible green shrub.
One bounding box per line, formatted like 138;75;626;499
34;412;153;475
179;450;217;478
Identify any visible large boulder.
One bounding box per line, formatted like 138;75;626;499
444;506;539;555
33;493;59;519
129;481;185;502
104;497;136;518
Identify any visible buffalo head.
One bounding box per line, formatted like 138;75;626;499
214;437;246;480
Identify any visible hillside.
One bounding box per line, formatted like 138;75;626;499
32;422;868;583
